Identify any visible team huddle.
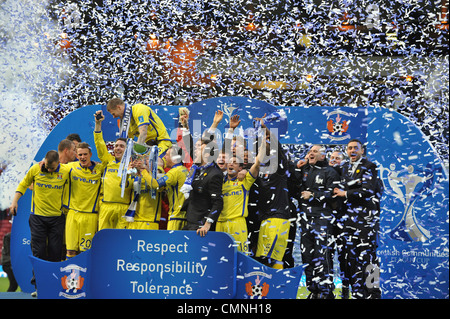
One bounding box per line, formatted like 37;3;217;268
10;98;382;299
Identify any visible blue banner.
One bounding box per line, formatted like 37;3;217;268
185;97;366;145
367;107;449;299
236;252;304;299
284;106;367;145
29;230;303;299
31;230;237;299
186;97;288;141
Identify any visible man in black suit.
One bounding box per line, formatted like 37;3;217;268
182;137;224;237
297;145;340;299
333;139;381;299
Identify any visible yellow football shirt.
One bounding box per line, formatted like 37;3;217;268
164;164;188;221
220;171;256;221
65;161;106;213
94;131;134;205
15;163;70;217
142;163;188;220
128;103;171;145
132;182;162;224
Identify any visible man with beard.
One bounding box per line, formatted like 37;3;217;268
333;139;381;299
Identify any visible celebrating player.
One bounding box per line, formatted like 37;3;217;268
217;135;265;253
106;98;172;163
253;116;291;269
10;151;70;280
93;110;134;230
134;145;189;230
65;143;105;258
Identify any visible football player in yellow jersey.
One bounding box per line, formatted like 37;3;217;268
106;98;172;164
94;111;134;230
64;142;106;258
217;136;265;254
10;151;70;284
134;145;189;230
126;178;163;230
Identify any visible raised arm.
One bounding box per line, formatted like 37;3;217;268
93;111;114;163
248;128;266;177
202;110;223;142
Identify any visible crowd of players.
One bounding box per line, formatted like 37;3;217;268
10;98;382;299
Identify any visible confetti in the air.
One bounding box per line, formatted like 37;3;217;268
0;0;448;299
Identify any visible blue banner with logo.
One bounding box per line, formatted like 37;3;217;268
186;97;289;141
235;252;305;299
11;97;448;298
366;107;449;299
29;230;303;299
30;230;237;299
284;106;367;145
184;97;366;145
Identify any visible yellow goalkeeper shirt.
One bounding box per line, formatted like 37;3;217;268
15;163;70;217
220;171;256;222
94;131;134;205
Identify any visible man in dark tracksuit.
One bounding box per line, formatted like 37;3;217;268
333;139;381;299
297;145;340;299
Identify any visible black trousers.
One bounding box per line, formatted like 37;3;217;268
299;214;335;295
341;210;381;299
29;214;65;262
